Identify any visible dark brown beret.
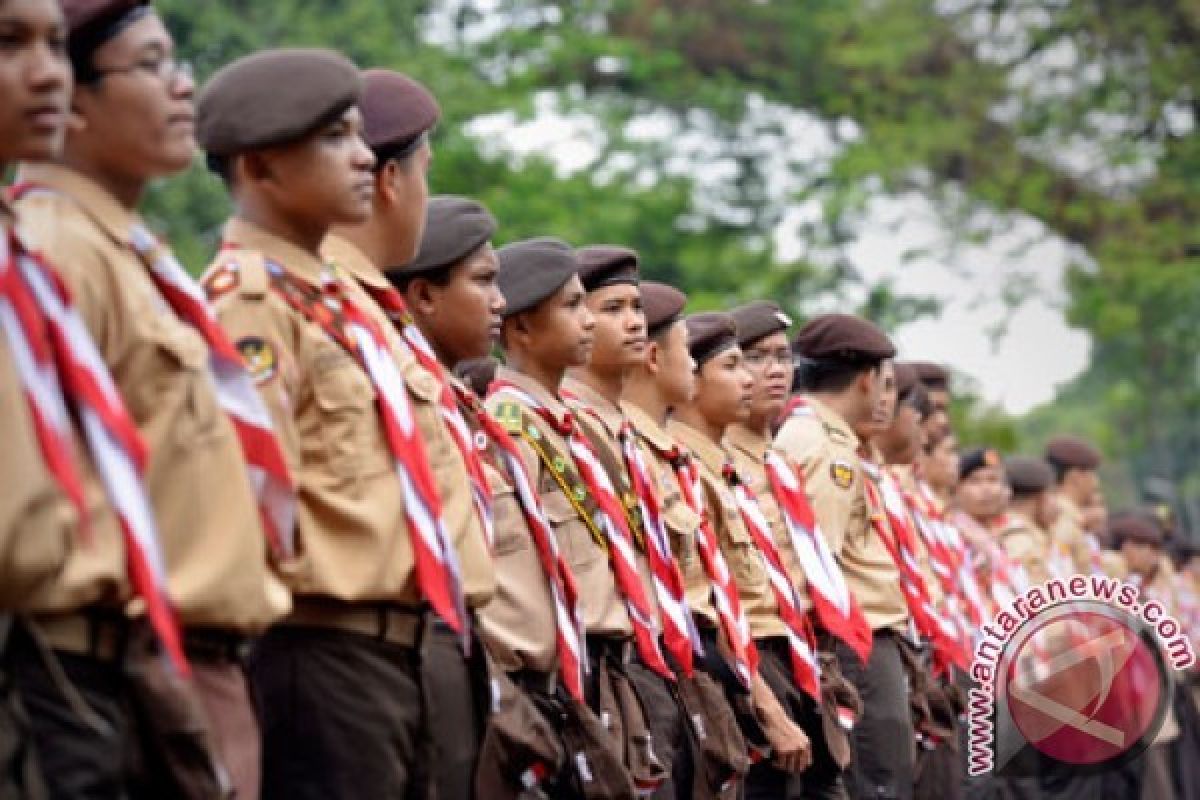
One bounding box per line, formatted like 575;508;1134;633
454;356;500;400
360;69;441;154
959;447;1002;481
792;313;896;362
1005;456;1054;495
1109;511;1163;548
577;246;639;291
894;362;919;397
641;282;686;338
686;312;738;367
731;301;791;349
197;48;362;157
1044;435;1102;470
397;196;496;277
910;361;950;390
496;238;579;317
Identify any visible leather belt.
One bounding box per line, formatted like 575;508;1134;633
282;599;423;648
31;610;129;662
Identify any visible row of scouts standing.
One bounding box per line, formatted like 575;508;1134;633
1;1;1196;798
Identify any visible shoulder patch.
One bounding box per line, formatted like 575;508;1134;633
830;459;856;489
236;336;278;384
493;401;523;434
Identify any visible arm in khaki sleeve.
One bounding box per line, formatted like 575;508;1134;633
798;447;855;557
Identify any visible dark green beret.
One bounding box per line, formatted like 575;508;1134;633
197;48;362;157
398;196;496;277
641;282;686;338
496;238;579;317
792;313;896;362
1044;435;1102;470
959;447;1002;481
1110;511;1163;548
577;246;639;291
1005;456;1054;495
360;69;440;154
686;312;738;367
731;301;791;349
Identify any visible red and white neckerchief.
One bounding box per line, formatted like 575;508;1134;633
361;284;494;551
258;256;469;647
913;481;989;637
452;383;587;702
124;225;296;562
490;380;673;680
0;229;188;674
661;443;759;690
861;459;967;676
763;449;873;665
617;421;703;676
722;462;821;699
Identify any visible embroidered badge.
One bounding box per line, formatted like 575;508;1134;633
830;460;855;489
203;265;239;301
236;336;278;384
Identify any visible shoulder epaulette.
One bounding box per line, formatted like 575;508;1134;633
203;250;269;300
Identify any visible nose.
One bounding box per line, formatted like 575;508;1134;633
581;306;596;332
29;42;70;95
489;285;506;316
352;134;376;171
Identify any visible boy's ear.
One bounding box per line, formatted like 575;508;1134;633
375;161;398;207
406;277;438;317
643;340;661;376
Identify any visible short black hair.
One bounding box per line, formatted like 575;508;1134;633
901;381;932;418
794;356;882;393
387;262;455;294
371;132;427;174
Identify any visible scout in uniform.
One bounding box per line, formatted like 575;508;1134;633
622;283;753;799
196;51;485;799
1044;434;1104;575
997;457;1061;585
390;197;601;798
321;70;496;800
488;238;675;792
561;247;694;800
14;2;290;796
668;312;816;788
773;313;918;800
908;361;951;443
725;301;861;800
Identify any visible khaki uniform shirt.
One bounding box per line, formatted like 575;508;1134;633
775;397;908;632
454;376;558;674
16;165;287;632
998;511;1053;586
724;423;812;612
623;403;715;626
1051;493;1092;575
205;221;487;609
321;235;493;609
486;368;631;638
562;377;661;627
669;421;785;639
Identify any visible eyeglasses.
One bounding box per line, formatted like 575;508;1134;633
743;348;793;368
91;56;193;85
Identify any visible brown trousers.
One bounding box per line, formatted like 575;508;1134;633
191;661;258;800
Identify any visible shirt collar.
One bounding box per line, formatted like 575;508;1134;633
623;402;676;455
16;163;140;247
495;365;573;430
668;419;728;475
561;376;625;434
724;422;768;461
805;395;861;449
223;217;327;286
322;233;391;289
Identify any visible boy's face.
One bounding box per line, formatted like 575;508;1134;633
955;465;1009;521
742;331;792;422
506;274;594;371
652;320;695;408
377;139;432;266
71;12;195;180
878;402;923;465
407;243;504;366
0;0;70;165
584;283;646;372
248;107;376;228
694;346;753;429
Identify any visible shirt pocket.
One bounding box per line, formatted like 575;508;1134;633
663;501;700;572
540;486;605;578
721;508;769;593
490;484;529;558
310;353;386;487
149;324;223;448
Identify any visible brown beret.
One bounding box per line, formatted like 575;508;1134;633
197;49;362;157
731;301;791;349
454;356;500;400
1109;511;1163;548
641;282;686;337
397;196;496;277
910;361;950;390
686;312;738;367
1005;456;1054;495
496;238;579;317
792;313;896;362
894;362;919;397
63;0;151;80
577;246;639;291
959;447;1002;481
360;69;440;154
1044;435;1102;471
